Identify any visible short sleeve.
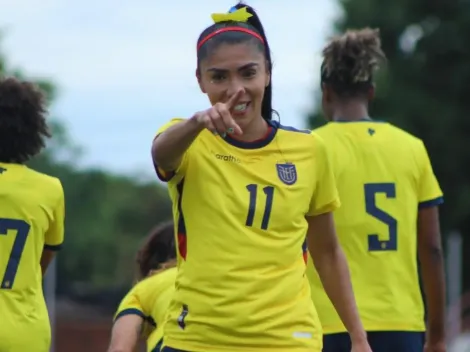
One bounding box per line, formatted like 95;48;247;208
44;180;65;251
153;118;192;183
417;141;444;209
307;133;341;216
114;283;155;328
114;287;144;321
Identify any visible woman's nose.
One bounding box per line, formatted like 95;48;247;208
227;81;246;98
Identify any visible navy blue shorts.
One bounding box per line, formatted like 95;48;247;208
323;331;424;352
150;340;163;352
161;347;189;352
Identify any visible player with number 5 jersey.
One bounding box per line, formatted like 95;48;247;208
307;29;446;352
152;4;371;352
0;78;65;352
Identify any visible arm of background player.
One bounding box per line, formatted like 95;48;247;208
306;133;368;347
418;206;446;346
109;283;156;352
41;180;65;276
151;117;204;180
40;251;55;277
416;140;446;346
307;214;367;345
107;315;144;352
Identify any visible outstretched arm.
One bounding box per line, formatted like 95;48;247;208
151;117;204;173
152;90;243;173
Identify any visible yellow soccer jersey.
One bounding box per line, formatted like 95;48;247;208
114;267;177;351
0;162;64;352
154;118;340;352
307;120;443;333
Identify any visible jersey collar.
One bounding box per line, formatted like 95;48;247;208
223;120;278;149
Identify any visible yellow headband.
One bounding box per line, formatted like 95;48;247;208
211;7;252;23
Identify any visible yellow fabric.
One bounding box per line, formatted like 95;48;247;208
307;121;443;333
211;7;252;23
156;119;340;352
0;163;64;351
114;267;177;351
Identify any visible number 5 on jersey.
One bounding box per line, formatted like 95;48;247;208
245;184;275;230
364;183;398;251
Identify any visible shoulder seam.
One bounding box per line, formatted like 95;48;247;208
277;123;311;134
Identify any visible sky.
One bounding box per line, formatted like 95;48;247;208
0;0;339;176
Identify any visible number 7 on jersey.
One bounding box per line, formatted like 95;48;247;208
0;218;31;289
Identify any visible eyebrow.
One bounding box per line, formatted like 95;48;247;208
206;63;259;73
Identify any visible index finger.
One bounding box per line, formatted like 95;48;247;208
225;89;244;110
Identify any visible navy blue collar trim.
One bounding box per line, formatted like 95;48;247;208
223;120;278;149
333;118;385;123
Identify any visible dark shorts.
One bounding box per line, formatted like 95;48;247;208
161;347;190;352
323;331;424;352
151;340;163;352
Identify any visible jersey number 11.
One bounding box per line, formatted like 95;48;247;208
245;184;275;230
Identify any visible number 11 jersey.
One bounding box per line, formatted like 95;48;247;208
155;118;340;352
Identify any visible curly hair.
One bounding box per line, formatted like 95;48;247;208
0;77;51;163
321;28;386;97
135;221;176;281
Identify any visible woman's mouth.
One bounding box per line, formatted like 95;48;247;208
232;102;251;115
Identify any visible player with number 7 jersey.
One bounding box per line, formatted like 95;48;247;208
0;77;65;352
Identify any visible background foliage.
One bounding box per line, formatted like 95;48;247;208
0;44;172;307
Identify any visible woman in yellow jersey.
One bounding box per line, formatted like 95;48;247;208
151;4;371;352
307;28;446;352
108;221;177;352
0;78;65;352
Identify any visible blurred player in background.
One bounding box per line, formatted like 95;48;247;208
307;28;446;352
152;3;371;352
108;221;177;352
0;77;65;351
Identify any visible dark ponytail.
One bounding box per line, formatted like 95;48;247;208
135;221;176;281
234;3;274;121
196;2;275;121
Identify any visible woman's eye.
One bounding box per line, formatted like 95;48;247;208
211;74;226;82
242;70;257;78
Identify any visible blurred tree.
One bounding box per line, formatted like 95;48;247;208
1;38;172;299
307;1;470;290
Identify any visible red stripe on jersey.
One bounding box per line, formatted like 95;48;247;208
230;126;274;143
178;233;187;260
302;238;308;264
176;180;187;260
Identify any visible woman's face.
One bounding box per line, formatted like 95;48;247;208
198;42;270;131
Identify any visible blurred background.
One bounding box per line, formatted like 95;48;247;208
1;0;469;351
